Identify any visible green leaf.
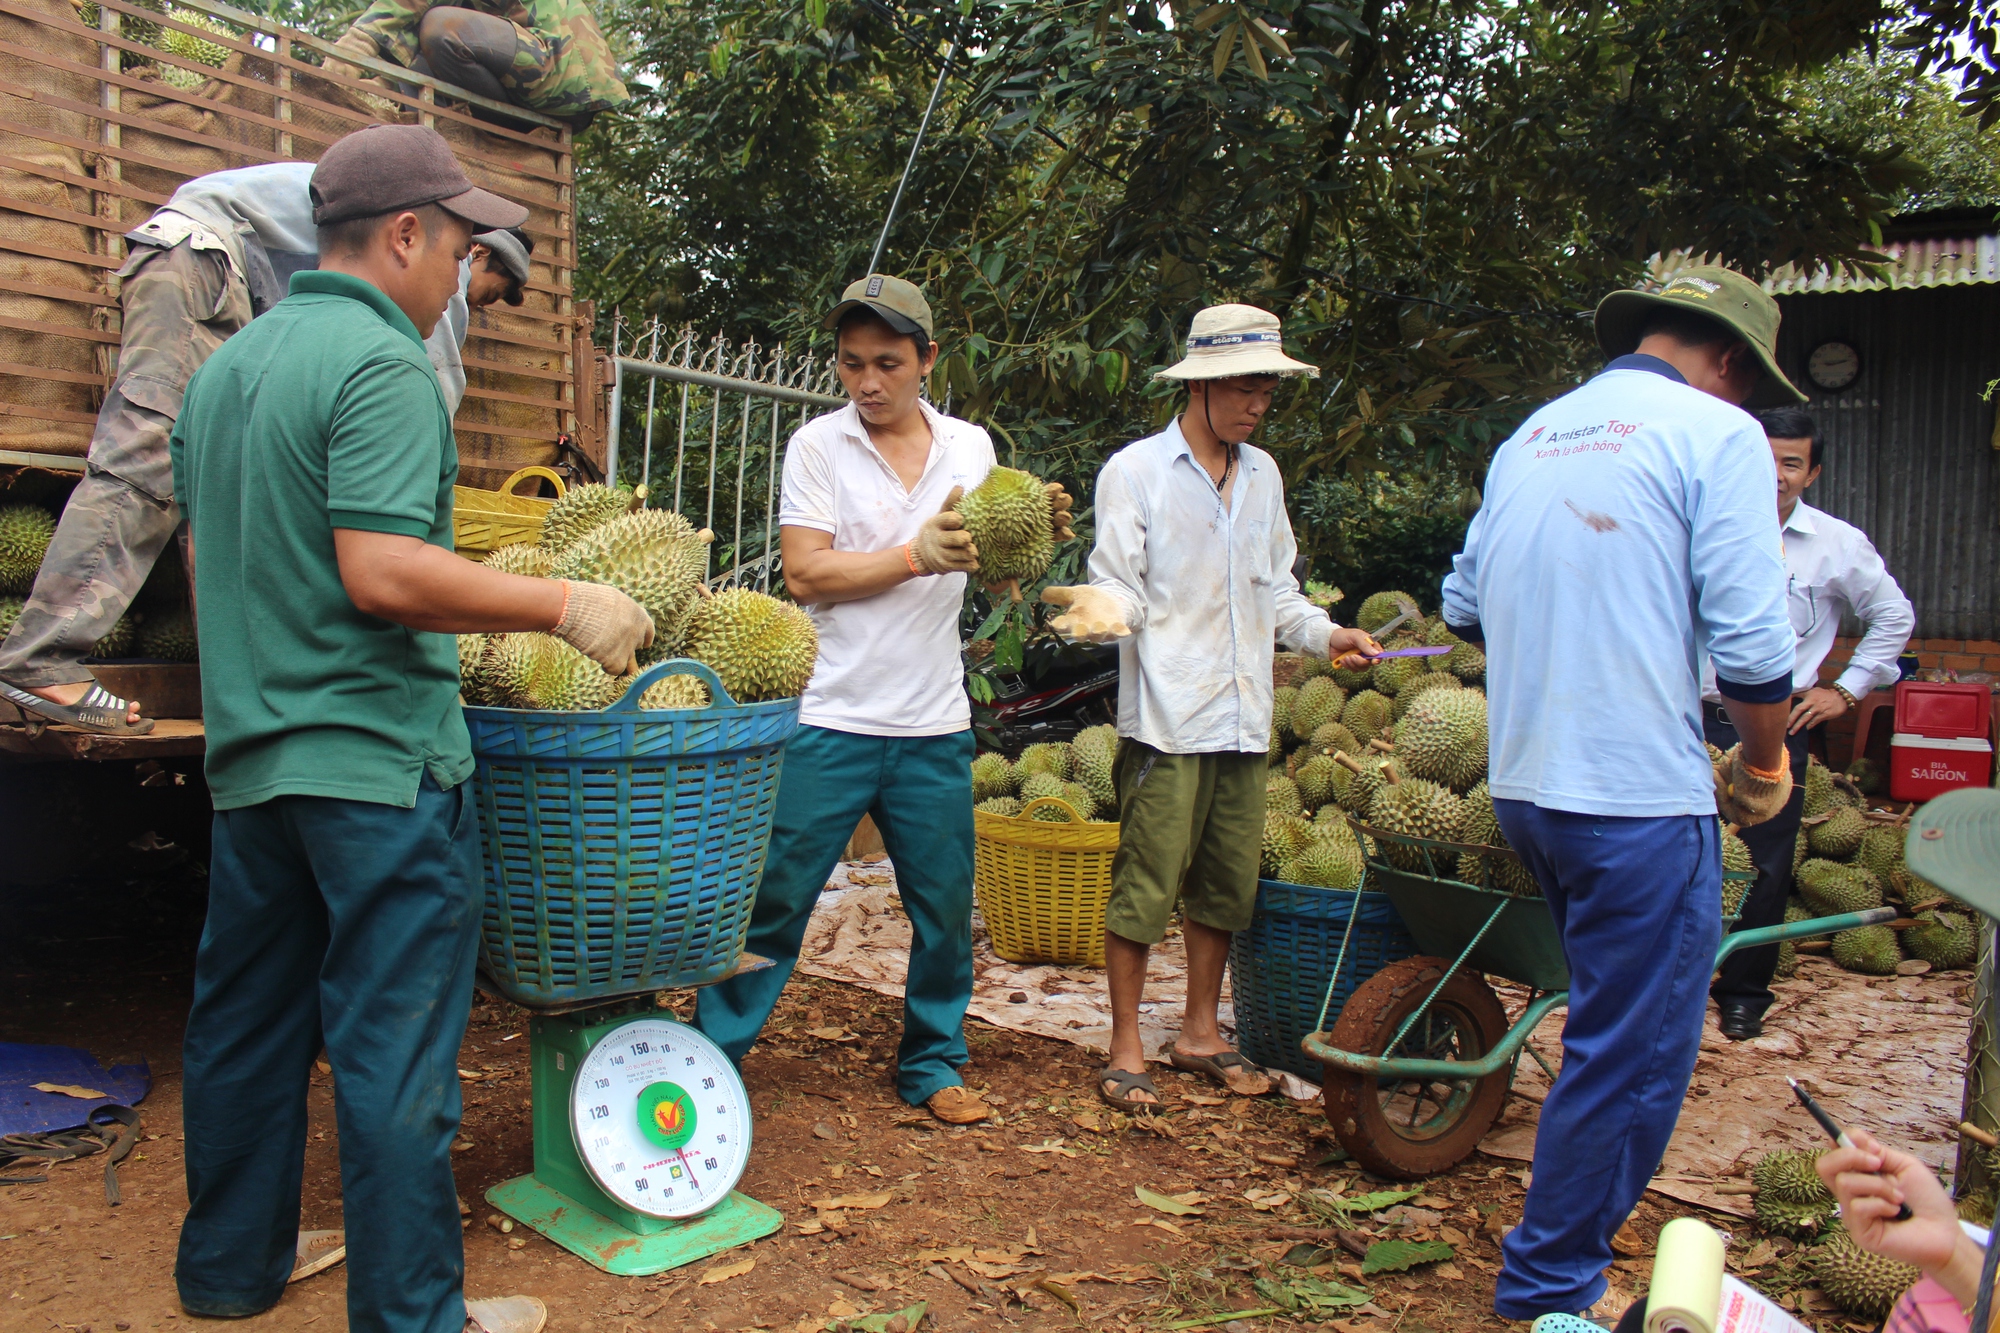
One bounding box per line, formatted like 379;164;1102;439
1211;20;1239;79
1328;1187;1420;1215
965;672;996;704
1251;1277;1298;1310
1136;1185;1204;1216
1186;3;1232;31
832;1303;927;1333
994;620;1025;672
803;0;827;30
1361;1239;1456;1274
1247;17;1291;58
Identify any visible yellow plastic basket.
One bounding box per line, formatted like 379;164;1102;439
452;466;566;555
972;796;1120;967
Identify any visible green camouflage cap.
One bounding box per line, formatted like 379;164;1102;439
1594;264;1806;409
1906;787;2000;920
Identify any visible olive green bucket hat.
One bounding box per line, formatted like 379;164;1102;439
1907;787;2000;920
1594;264;1806;409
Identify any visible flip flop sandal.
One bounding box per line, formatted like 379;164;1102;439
0;680;154;735
1096;1067;1163;1112
290;1230;346;1283
1168;1049;1273;1095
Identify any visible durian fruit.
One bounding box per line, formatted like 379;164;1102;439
1309;720;1361;757
1268;718;1285;765
1753;1147;1831;1204
1855;825;1906;887
1720;828;1754;917
1462;781;1540;896
1331;661;1373;692
1829;924;1902;975
1266;774;1304;818
1017;742;1074;782
537;483;639;555
482;633;623;710
1394;688;1489;792
1056;779;1095;817
1958;1191;1997;1225
1282;826;1366;890
1291;677;1346;740
552;509;714;659
1445;641;1485;681
684;588;819;702
953;466;1055;587
1796;860;1884;915
90;609;138;658
1263;813;1314;877
458;633;489;704
1811;1234;1920;1320
139;606;198;661
971;751;1020;803
1272;685;1300;742
482;541;554;578
976;796;1023;817
0;504;55;594
1845;756;1884;797
1370;644;1427;699
1366;765;1465;875
155;5;233;85
1294;654;1334;681
1902;908;1976;970
638;672;712;710
1756;1195;1836;1240
1017;771;1068;814
1072;723;1124;805
1342;688;1393;741
1807;806;1868;859
1802;757;1836;819
1332;750;1392;817
1391;671;1459;720
1294;754;1341;811
0;594;23;642
1356;591;1414;635
1775;898;1811;978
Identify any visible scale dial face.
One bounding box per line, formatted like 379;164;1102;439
569;1018;752;1219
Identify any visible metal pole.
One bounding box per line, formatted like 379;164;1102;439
866;36;960;276
638;322;662;497
604;313;624;485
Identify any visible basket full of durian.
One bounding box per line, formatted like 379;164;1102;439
454;484;821;1008
969;725;1121;967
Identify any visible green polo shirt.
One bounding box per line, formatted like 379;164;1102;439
169;270;472;810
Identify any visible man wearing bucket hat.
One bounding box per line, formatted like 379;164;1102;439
1041;304;1380;1110
1439;264;1802;1323
693;274;1073;1126
168;124;651;1333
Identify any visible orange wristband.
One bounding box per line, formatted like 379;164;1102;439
902;542;926;577
1743;757;1785;782
555;578;571;630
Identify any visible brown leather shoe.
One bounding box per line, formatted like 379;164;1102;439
925;1085;991;1125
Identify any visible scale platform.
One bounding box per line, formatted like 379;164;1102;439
485;981;783;1275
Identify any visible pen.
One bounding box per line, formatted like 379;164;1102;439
1789;1076;1913;1222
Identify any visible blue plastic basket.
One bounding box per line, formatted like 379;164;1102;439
1227;880;1418;1081
464;659;799;1009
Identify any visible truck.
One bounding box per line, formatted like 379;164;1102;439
0;0;612;765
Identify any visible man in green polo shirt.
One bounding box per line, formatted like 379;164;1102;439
168;125;651;1333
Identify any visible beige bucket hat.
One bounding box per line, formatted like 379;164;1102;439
1155;303;1319;380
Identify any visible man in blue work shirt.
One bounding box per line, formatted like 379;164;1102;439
1441;265;1801;1323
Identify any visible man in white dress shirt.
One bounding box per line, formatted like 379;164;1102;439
1041;304;1378;1109
1705;405;1915;1040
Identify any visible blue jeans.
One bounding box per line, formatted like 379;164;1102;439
175;776;481;1333
694;725;976;1105
1489;802;1722;1320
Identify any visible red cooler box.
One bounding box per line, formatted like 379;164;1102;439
1889;680;1994;801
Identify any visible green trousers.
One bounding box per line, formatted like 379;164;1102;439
694;725;976;1105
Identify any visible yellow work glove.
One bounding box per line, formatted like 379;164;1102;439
909;486;980;576
1040;585;1131;643
1713;743;1793;827
1046;482;1076;541
552;580;655;676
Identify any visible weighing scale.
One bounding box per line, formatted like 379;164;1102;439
484;991;784;1275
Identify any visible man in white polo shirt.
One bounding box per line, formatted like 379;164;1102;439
693;275;1072;1125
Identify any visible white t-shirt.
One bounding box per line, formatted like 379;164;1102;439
779;400;995;736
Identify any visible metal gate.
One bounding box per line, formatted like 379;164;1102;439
603;318;844;590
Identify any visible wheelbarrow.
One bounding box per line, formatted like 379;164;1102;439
1301;819;1898;1179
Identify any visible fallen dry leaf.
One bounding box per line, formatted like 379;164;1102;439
964;1259;1028;1279
1134;1217;1186;1236
1254;1151;1299;1168
831;1272;883;1292
807;1027;857;1042
1611;1223;1647;1257
1436;1262;1466;1281
812;1191;894;1211
1441;1225;1470;1247
30;1082;108;1099
1186;1094;1227;1106
698;1257;755;1285
911;1246;975;1264
812;1122;838;1140
827;1297;860;1318
1137;1185;1204;1216
1021;1138;1078;1157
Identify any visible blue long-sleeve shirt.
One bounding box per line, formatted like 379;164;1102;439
1440;359;1793;817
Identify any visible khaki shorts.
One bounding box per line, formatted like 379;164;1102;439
1106;739;1266;945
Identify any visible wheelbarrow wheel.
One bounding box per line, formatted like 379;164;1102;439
1321;955;1510;1180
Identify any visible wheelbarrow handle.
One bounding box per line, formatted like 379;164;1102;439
1301;990;1571;1081
1714;906;1899;965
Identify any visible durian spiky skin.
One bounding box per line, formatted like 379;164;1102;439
1807;806;1869;859
1391;671;1459;720
1394;689;1489;792
1370;638;1425;696
1333;751;1391;816
90;609;138;658
1444;642;1485;681
1796;860;1884;915
1294;754;1340;811
1462;781;1539;896
1272;685;1300;740
1266;774;1304;818
1331;663;1373;692
552;509;713;660
1829;924;1902;975
537;483;639;555
1802;758;1836;818
1059;779;1098;818
481;633;623;711
1310;721;1361;757
971;751;1021;802
1367;772;1465;875
1812;1235;1921;1320
0;504;55;594
458;633;488;703
1903;908;1976;969
139;606;198;661
1282;831;1366;890
1073;725;1119;811
1356;591;1414;634
954;466;1055;585
1291;677;1346;740
1263;813;1314;877
1755;1194;1836;1240
1845;756;1885;796
1855;825;1906;886
482;541;554;578
1342;689;1393;741
684;588;818;702
0;594;23;643
1776;899;1811;978
976;796;1023;817
1753;1148;1831;1204
1017;742;1074;782
637;672;712;710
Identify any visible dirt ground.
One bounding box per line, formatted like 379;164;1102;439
0;851;1894;1333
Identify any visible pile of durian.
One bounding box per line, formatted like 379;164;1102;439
1750;1147;1922;1320
1769;755;1975;978
0;500;197;661
458;484;819;712
970;724;1118;823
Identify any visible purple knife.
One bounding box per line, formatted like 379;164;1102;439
1363;645;1453;660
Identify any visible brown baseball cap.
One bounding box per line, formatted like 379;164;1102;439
1594;264;1806;408
310;124;528;231
822;274;933;341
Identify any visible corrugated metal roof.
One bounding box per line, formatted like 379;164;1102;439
1651;234;2000;294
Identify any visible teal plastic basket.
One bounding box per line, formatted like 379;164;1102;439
464;659;799;1009
1227;880;1417;1081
